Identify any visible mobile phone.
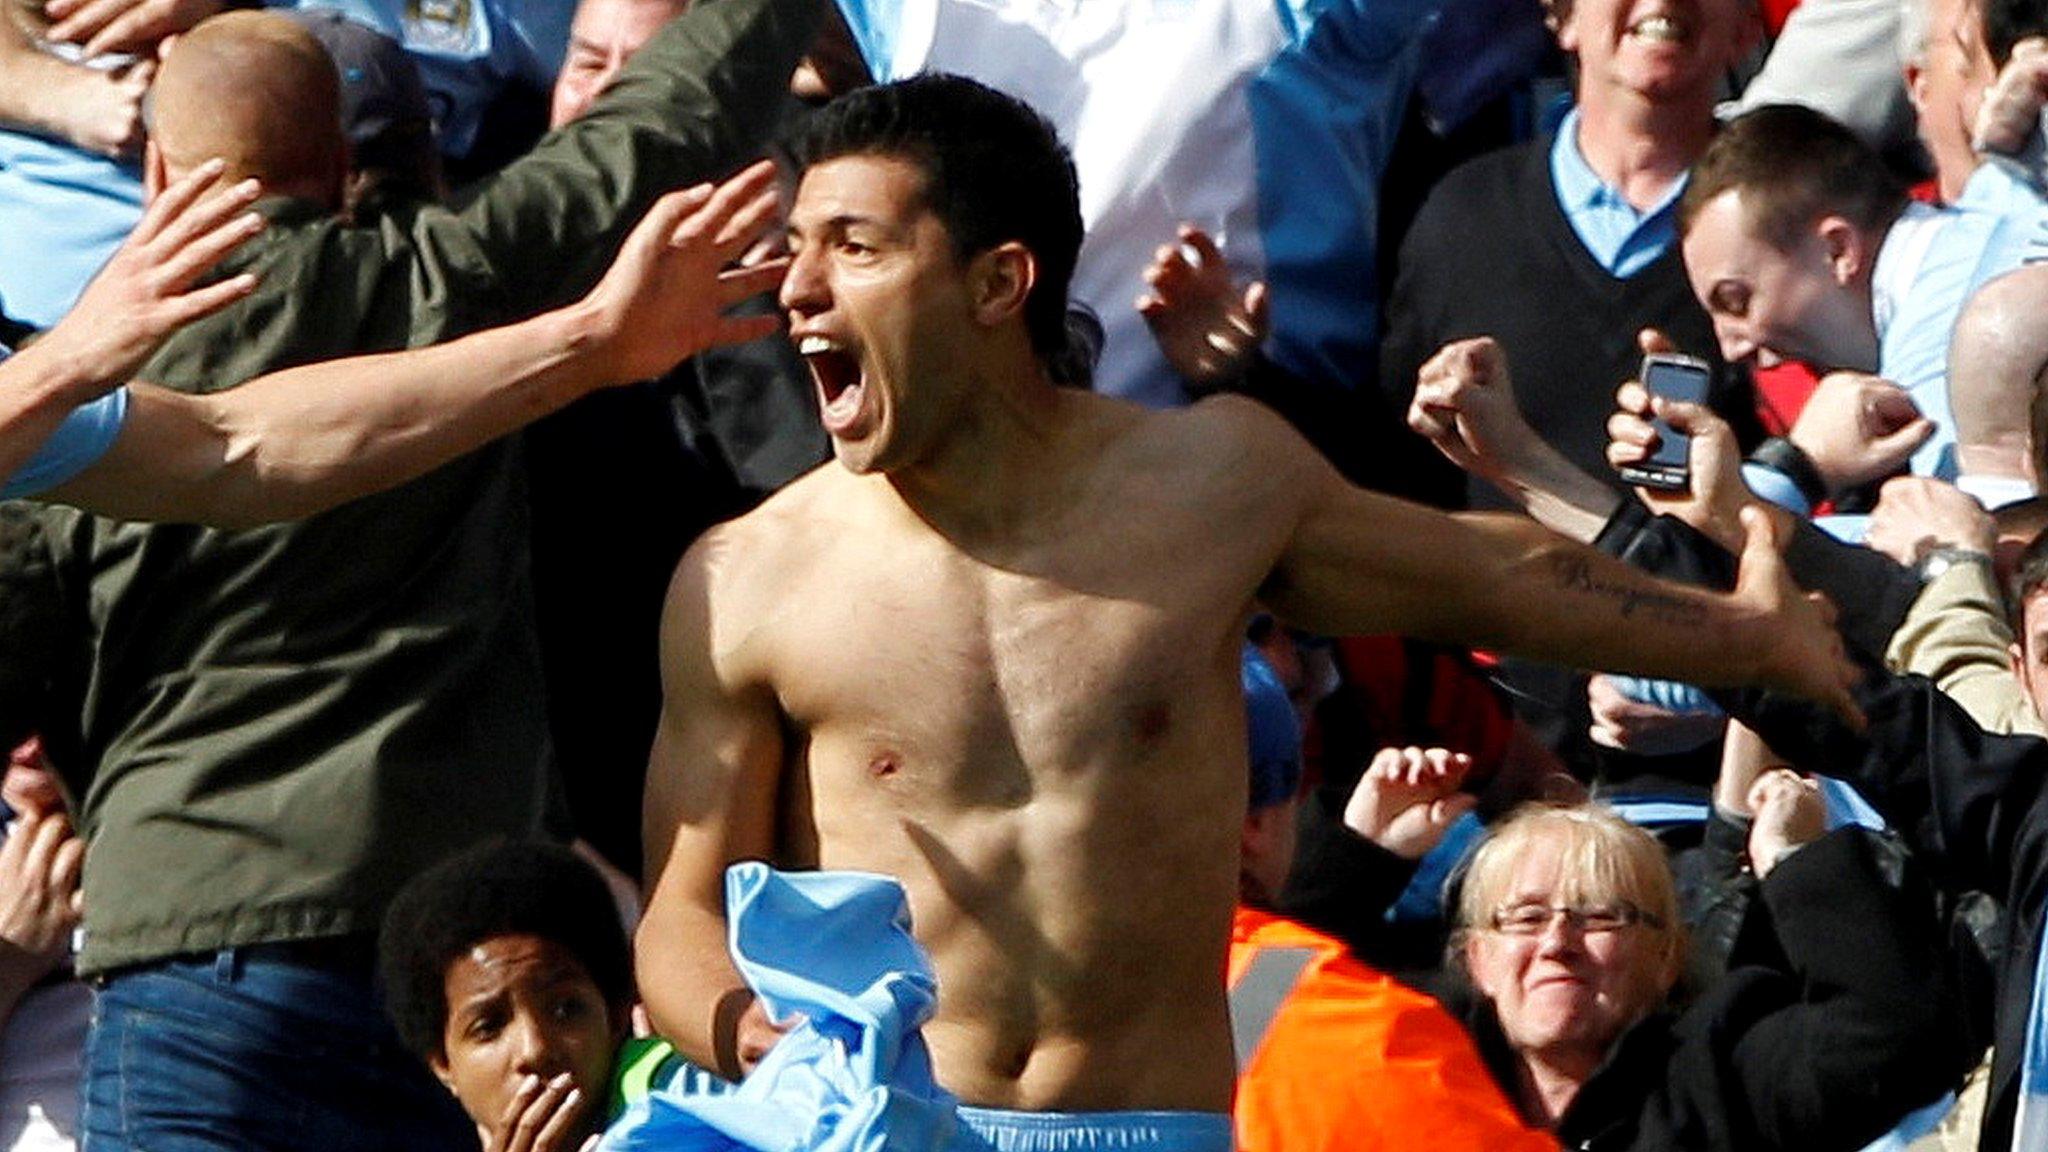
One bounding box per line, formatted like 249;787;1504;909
1616;353;1712;492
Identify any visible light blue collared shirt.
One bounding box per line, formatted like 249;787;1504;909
1548;108;1688;278
0;344;128;499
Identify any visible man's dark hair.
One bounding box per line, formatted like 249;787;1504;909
1680;104;1908;250
2015;524;2048;609
378;840;631;1060
1984;0;2048;66
790;73;1083;367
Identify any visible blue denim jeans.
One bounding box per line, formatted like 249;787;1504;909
82;946;472;1152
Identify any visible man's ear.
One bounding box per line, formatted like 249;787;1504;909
2013;639;2028;681
970;241;1037;329
1817;216;1871;285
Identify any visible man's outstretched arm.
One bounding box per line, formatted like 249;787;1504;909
40;162;785;527
636;525;789;1081
1250;401;1860;723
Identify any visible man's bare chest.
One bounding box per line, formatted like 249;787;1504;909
758;539;1246;798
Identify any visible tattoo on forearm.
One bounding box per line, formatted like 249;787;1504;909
1550;556;1708;626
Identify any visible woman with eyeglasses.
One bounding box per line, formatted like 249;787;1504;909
1445;771;1970;1151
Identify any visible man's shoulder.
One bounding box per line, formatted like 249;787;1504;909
674;464;846;587
144;199;477;389
1164;394;1320;479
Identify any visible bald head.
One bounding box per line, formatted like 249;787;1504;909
150;11;347;206
1949;264;2048;484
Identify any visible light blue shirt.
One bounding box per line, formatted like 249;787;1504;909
1548;108;1687;278
599;864;992;1152
0;345;127;499
0;133;146;330
1873;203;2036;479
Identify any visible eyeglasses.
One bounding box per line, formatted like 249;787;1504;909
1487;902;1664;936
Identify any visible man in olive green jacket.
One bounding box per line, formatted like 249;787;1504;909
0;0;822;1146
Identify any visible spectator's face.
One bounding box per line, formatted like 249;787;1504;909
1462;832;1676;1064
1682;188;1880;372
783;153;987;475
1909;0;1998;201
548;0;686;128
1553;0;1760;106
430;934;624;1147
2012;587;2048;725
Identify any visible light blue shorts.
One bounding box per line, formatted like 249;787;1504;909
955;1106;1231;1152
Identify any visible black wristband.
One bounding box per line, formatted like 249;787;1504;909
1747;436;1828;508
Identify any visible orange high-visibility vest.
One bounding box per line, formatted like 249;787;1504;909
1228;906;1560;1152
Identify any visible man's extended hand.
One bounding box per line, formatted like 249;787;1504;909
1865;476;1995;566
1729;505;1865;729
1135;224;1268;392
1341;746;1476;861
572;160;788;386
1784;372;1932;495
26;157;261;395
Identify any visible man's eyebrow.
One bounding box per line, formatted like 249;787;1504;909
788;213;884;238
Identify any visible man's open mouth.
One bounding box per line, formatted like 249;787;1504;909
798;335;867;429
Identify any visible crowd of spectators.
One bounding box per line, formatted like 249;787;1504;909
5;0;2048;1149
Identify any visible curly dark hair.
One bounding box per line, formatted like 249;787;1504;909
377;839;632;1060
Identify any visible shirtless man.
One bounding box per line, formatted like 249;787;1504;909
635;75;1857;1147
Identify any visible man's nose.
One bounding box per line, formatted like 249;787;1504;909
509;1018;560;1076
1714;321;1757;365
780;246;827;316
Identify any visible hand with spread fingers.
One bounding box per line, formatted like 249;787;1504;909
1135;224;1268;392
572;159;790;387
25;156;264;396
485;1072;594;1152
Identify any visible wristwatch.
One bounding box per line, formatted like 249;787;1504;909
1915;545;1993;584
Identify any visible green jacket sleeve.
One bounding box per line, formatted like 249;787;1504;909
455;0;825;309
